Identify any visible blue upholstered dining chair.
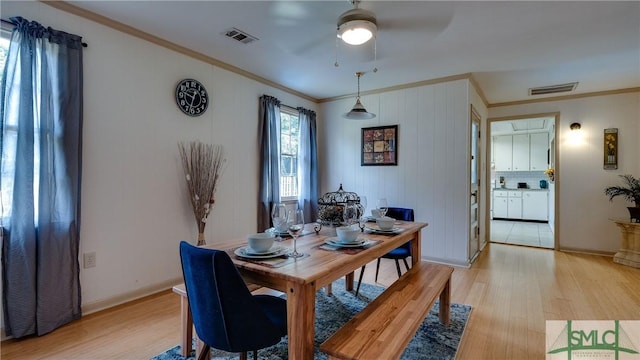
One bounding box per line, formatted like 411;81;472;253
356;207;415;296
179;241;288;360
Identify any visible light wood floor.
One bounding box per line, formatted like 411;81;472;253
2;243;639;359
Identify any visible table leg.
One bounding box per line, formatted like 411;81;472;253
439;277;451;327
180;296;193;356
345;272;354;291
411;230;422;266
286;281;316;360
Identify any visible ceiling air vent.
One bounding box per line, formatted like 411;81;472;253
224;27;258;44
529;82;578;96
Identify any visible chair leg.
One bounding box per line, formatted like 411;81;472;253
253;350;258;360
394;259;402;278
402;258;410;272
375;258;381;282
355;265;366;296
197;344;211;360
239;352;247;360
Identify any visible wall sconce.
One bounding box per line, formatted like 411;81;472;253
568;122;583;145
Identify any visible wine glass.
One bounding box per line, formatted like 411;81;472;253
343;201;359;226
358;196;368;231
271;203;288;241
359;196;368;218
287;209;305;258
377;198;388;217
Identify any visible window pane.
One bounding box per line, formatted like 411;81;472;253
279;110;299;198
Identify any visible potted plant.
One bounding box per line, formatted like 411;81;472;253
604;174;640;223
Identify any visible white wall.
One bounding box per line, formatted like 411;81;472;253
1;0;318;330
488;92;640;253
319;79;488;266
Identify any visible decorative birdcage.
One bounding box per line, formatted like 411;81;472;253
317;184;363;226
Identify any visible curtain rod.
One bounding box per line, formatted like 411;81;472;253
1;18;88;48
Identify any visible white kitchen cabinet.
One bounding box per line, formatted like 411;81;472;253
493;190;509;218
493;133;550;172
493;136;513;171
522;191;548;220
507;191;522;219
529;133;549;171
493;190;522;219
512;134;529;171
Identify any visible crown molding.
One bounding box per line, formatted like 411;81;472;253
40;1;318;103
488;87;640;108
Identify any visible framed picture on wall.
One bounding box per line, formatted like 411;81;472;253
361;125;398;166
604;128;618;169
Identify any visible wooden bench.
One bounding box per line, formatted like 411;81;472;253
320;262;454;360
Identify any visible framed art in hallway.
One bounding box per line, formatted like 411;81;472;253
604;128;618;170
361;125;398;166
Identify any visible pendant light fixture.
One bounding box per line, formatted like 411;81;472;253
344;72;376;120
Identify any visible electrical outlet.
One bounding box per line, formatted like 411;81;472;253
83;252;96;268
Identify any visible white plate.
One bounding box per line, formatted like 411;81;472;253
365;226;403;234
234;246;286;259
243;245;284;256
325;237;369;248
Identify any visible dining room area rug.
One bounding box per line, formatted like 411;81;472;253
151;280;471;360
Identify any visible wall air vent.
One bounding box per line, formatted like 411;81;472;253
529;82;578;96
223;27;259;44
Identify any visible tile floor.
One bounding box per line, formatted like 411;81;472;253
490;220;554;248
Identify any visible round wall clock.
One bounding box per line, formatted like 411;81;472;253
175;79;209;117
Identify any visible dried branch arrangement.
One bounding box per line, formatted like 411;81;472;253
178;141;226;245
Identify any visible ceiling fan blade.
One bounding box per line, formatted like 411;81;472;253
291;31;336;56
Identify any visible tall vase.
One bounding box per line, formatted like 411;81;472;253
197;232;206;246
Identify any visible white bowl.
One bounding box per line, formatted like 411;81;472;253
376;216;395;231
247;233;275;253
336;226;360;243
371;209;383;219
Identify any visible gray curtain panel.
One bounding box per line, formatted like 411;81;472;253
258;95;281;232
297;107;319;222
1;16;83;338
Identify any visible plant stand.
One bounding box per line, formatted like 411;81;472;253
612;220;640;268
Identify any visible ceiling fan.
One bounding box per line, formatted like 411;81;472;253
290;1;454;61
336;0;377;46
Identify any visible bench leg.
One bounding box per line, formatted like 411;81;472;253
325;283;332;295
439;277;451;327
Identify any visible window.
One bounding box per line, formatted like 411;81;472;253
280;109;299;200
0;27;41;225
0;30;11;222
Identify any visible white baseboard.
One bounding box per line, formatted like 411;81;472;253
558;247;615;257
420;255;471;268
82;276;184;315
0;277;183;342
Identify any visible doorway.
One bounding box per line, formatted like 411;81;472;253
487;114;558;249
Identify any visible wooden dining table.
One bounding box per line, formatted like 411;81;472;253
195;220;428;360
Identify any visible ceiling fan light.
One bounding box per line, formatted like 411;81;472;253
338;20;376;45
343;98;376;119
